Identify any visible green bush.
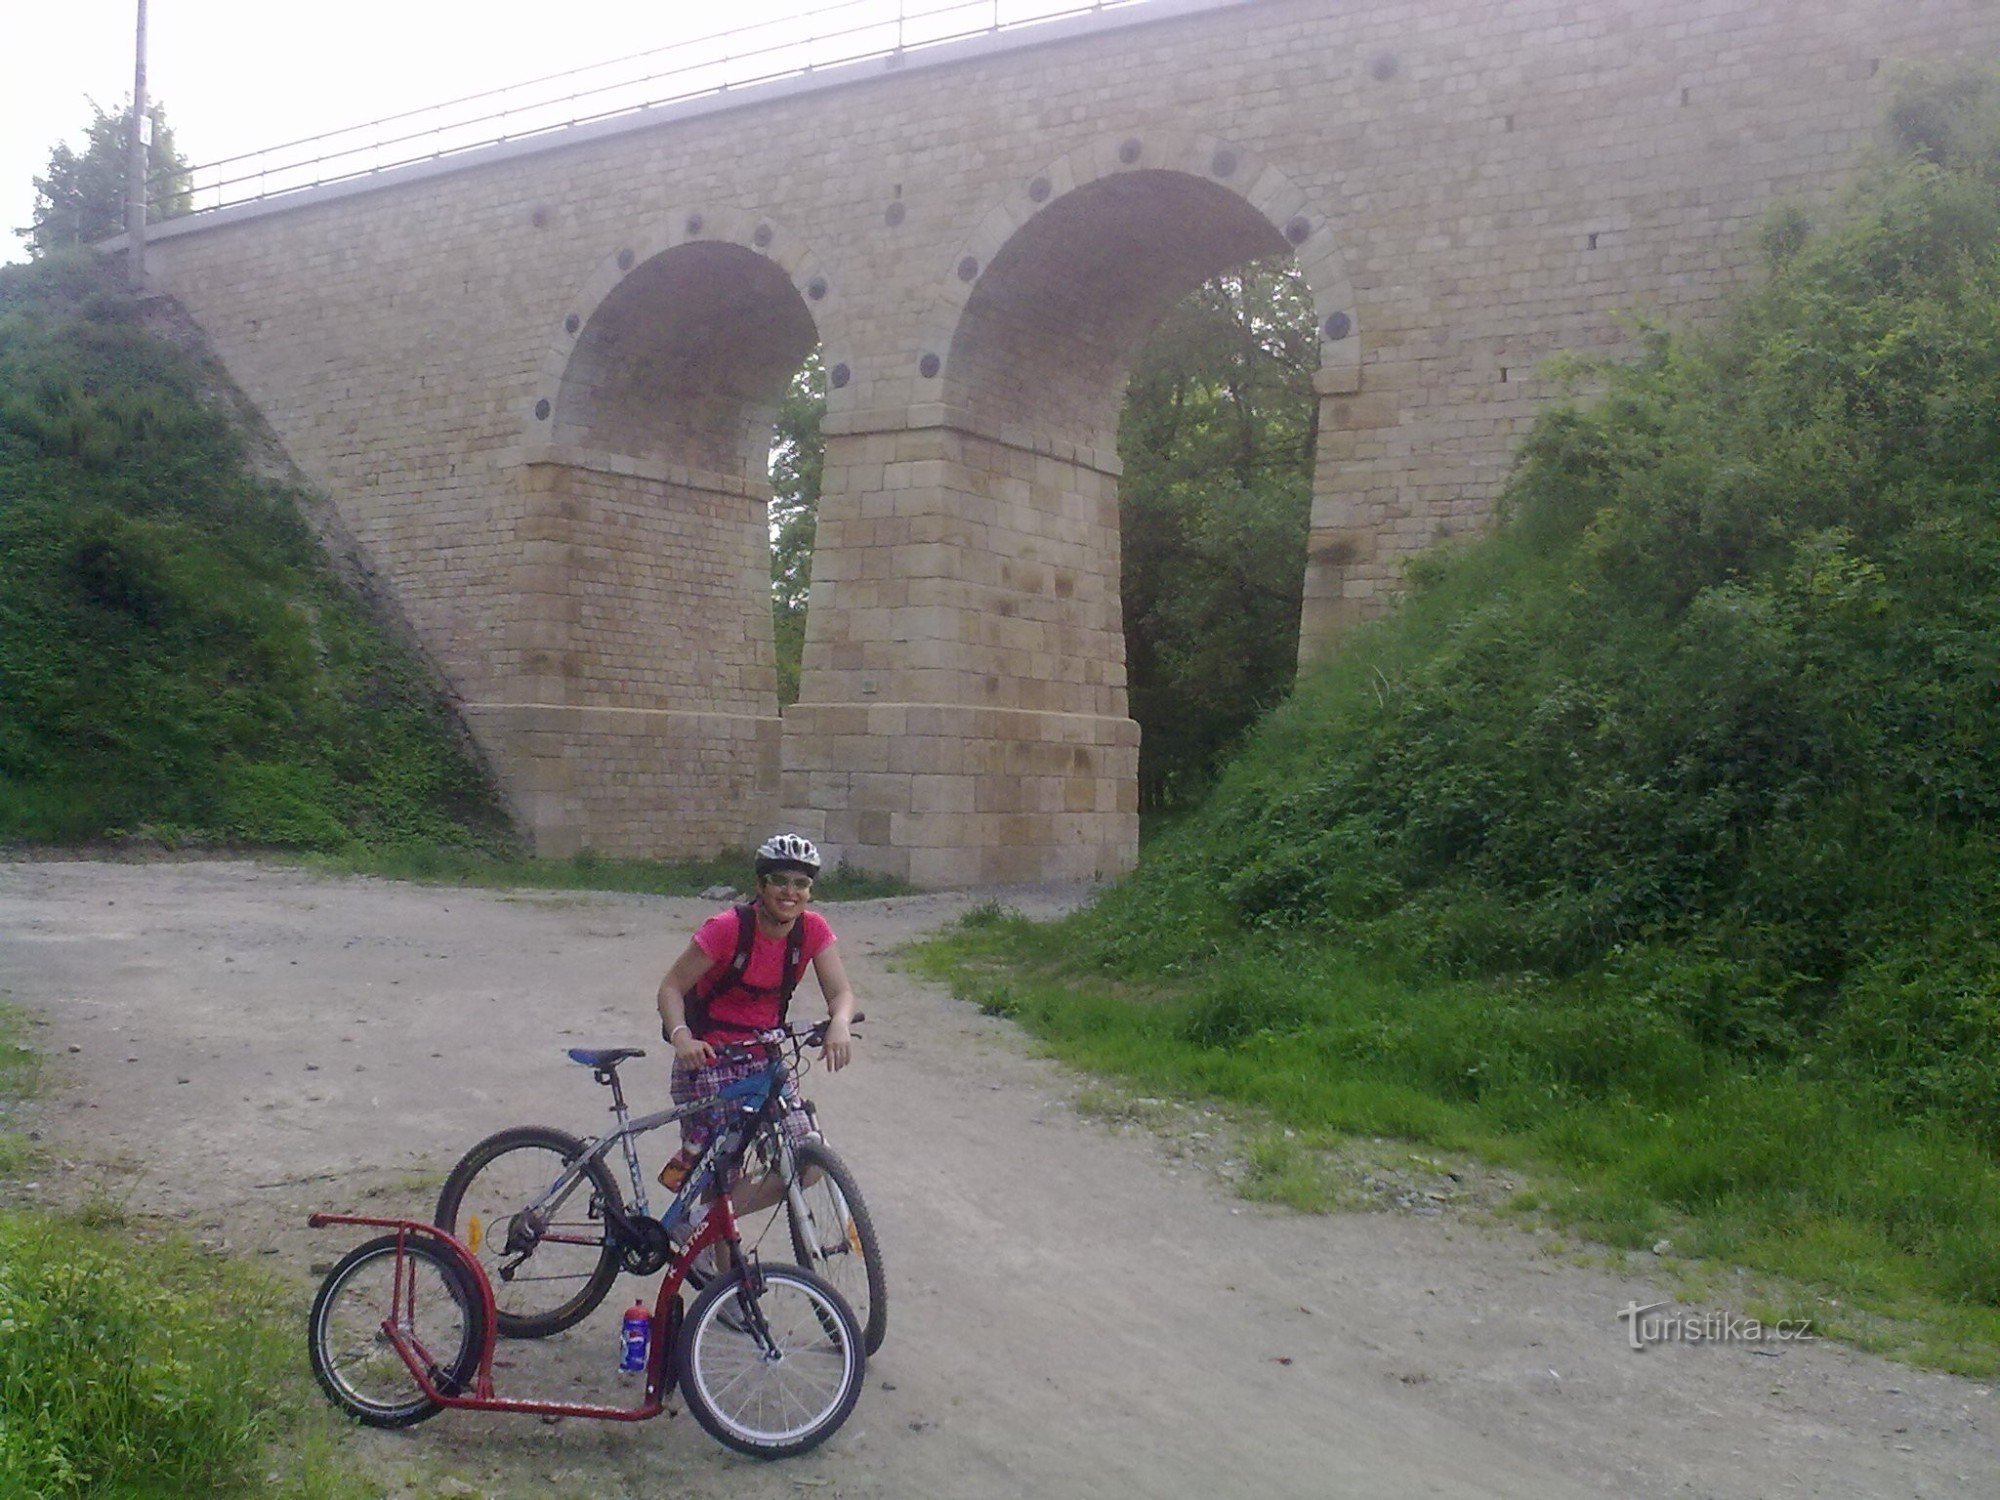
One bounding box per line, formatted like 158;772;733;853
0;1215;284;1497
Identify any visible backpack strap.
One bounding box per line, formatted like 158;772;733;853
687;904;812;1035
776;909;809;1026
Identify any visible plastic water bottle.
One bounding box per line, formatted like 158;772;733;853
618;1301;650;1378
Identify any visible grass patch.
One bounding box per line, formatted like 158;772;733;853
0;1008;381;1498
0;1214;378;1499
910;910;2000;1377
0;1003;34;1100
1237;1130;1355;1214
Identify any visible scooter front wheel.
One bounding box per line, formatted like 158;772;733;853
674;1263;865;1458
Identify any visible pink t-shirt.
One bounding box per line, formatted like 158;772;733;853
692;908;835;1038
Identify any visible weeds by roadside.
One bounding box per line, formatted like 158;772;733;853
0;1005;380;1499
910;910;2000;1378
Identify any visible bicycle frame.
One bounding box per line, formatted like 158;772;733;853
516;1055;795;1256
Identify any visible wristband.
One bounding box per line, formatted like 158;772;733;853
668;1023;692;1041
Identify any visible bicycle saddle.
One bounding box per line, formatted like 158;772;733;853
566;1046;646;1068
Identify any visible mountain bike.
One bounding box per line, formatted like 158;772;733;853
305;1030;867;1458
431;1016;887;1355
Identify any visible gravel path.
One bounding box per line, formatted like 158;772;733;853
3;858;1994;1498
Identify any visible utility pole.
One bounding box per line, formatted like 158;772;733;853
125;0;148;289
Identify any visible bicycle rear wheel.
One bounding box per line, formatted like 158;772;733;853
783;1140;888;1355
433;1125;622;1337
308;1233;485;1428
675;1264;865;1459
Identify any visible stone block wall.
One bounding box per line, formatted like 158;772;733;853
807;421;1126;715
515;452;778;713
781;700;1138;885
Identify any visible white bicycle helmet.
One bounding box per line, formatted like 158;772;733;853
755;832;822;879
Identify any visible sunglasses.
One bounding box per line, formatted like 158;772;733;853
762;873;814;891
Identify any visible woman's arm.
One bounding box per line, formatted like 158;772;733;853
657;940;719;1065
811;944;858;1071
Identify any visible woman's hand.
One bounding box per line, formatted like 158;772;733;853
820;1016;853;1072
809;946;858;1073
669;1025;715;1066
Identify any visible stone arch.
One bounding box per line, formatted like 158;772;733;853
524;206;851;468
788;133;1360;885
913;129;1360;434
489;210;849;859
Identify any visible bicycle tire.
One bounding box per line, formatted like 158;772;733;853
783;1139;888;1356
433;1124;623;1338
307;1233;486;1428
675;1264;865;1459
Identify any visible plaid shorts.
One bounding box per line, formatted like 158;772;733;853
670;1049;813;1155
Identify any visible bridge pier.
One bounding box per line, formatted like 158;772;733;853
460;447;782;859
783;414;1139;884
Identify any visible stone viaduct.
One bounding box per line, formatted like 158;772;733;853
126;0;1997;885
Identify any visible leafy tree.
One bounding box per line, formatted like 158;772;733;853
1117;259;1319;809
769;352;825;707
22;99;193;257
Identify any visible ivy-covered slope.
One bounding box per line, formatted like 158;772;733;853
0;253;510;852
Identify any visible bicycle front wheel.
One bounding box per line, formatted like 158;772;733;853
784;1140;888;1355
676;1264;865;1459
433;1125;622;1337
308;1233;485;1428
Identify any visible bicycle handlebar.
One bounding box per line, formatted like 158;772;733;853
709;1012;866;1066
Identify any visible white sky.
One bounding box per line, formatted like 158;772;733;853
0;0;852;264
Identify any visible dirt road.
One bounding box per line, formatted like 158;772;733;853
3;859;1994;1498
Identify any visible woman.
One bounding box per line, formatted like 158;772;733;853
653;832;857;1214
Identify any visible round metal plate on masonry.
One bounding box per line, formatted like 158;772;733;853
753;222;774;248
957;255;979;282
1323;311;1353;341
1286;216;1313;246
1028;176;1051;202
534;398;551;420
830;363;851;389
1118;138;1143;165
684;213;704;237
564;313;580;335
1370;52;1399;81
919;353;941;379
1211;149;1238;177
617;248;635;271
807;276;828;301
885;200;906;226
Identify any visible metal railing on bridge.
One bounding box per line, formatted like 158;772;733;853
154;0;1151;217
